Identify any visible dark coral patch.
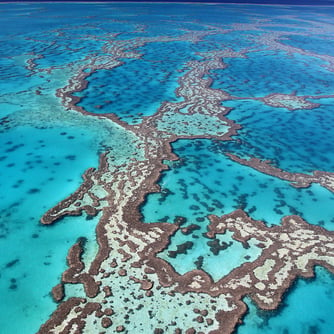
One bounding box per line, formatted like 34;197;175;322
6;259;20;268
27;188;41;194
207;238;232;256
65;155;76;161
168;241;194;258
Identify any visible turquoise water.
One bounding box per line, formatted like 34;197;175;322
210;50;334;97
221;99;334;173
1;2;334;333
74;52;185;123
223;99;334;173
0;126;102;333
74;39;207;123
283;34;334;57
157;227;263;282
143;139;334;228
142;139;334;279
239;267;334;334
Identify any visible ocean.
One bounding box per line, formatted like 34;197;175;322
1;2;334;333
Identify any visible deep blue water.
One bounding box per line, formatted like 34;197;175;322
221;99;334;173
210;51;334;97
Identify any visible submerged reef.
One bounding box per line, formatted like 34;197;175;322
2;2;334;334
39;13;334;334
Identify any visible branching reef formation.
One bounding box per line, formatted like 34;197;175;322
30;9;334;334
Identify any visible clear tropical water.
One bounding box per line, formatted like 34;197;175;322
1;2;334;333
240;266;334;334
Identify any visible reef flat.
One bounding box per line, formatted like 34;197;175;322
1;2;334;334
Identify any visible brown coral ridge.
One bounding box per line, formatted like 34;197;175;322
51;283;65;303
51;235;103;303
39;128;333;332
43;137;180;302
139;49;242;142
36;20;334;334
226;152;334;193
117;208;334;334
205;210;334;305
144;210;334;332
51;238;86;302
254;29;334;73
42;208;334;333
39;298;101;334
55;26;233;123
41;166;100;225
49;20;245;147
259;93;320;111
